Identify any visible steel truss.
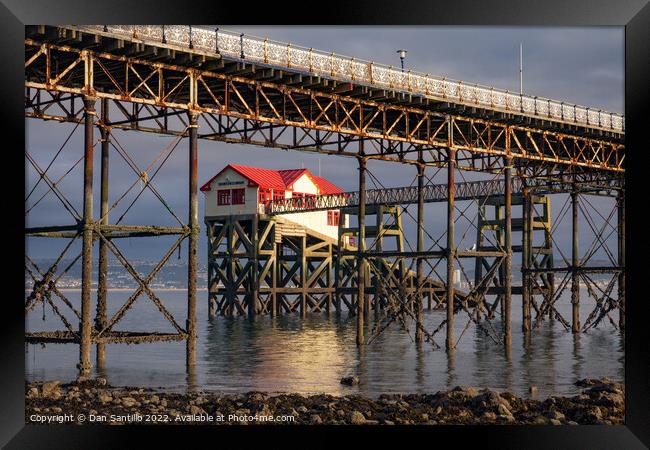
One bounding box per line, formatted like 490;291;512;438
25;26;625;374
25;96;199;375
25;30;623;174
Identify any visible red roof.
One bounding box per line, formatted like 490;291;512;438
200;164;344;195
277;168;309;188
312;175;344;194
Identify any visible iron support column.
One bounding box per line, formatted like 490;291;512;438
415;160;425;344
521;187;531;333
571;185;580;333
618;190;625;330
96;98;110;369
503;157;513;350
186;111;199;367
356;156;367;346
446;146;456;352
79;96;96;376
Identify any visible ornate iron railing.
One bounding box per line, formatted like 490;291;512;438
265;176;623;215
70;25;624;133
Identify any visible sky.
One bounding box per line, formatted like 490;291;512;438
25;26;624;264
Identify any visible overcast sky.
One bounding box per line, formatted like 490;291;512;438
26;26;623;262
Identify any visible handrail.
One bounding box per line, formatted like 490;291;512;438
72;25;625;134
264;176;624;215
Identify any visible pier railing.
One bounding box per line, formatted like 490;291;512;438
265;176;624;215
72;25;624;134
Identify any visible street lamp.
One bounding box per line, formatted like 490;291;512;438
396;49;407;72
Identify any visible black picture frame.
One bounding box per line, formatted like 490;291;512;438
2;0;648;448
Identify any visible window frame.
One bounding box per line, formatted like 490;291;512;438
231;188;246;205
217;189;231;206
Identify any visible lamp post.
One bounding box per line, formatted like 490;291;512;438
397;49;407;72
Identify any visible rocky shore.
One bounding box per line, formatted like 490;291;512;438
25;378;624;425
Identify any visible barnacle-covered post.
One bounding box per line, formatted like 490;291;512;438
96;98;110;369
79;95;96;376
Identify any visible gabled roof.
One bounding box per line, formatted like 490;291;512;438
277;168;309;188
200;164;344;194
312;175;344;194
200;164;286;192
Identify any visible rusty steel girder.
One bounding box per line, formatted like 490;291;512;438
25;38;624;173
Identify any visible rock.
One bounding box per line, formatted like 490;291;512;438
51;407;62;413
434;406;443;415
297;405;308;413
588;406;603;421
41;380;61;398
498;403;513;417
420;413;429;421
383;420;395;425
349;411;366;425
150;395;160;404
550;419;562;425
336;409;346;418
589;384;623;395
96;377;107;386
121;397;138;408
310;414;322;424
26;387;39;399
189;405;206;415
529;386;538;397
341;376;360;386
98;393;112;403
249;393;267;402
549;410;565;421
472;389;511;412
482;411;497;421
452;385;478;397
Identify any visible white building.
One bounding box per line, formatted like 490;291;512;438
200;164;349;241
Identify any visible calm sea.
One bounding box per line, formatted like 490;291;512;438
26;287;624;399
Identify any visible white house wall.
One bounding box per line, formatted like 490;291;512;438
203;169;258;217
203;168;349;244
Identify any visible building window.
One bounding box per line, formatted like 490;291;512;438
327;210;340;226
273;190;285;201
232;188;245;205
217;189;230;206
259;189;271;205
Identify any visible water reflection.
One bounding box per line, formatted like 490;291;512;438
26;289;624;398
